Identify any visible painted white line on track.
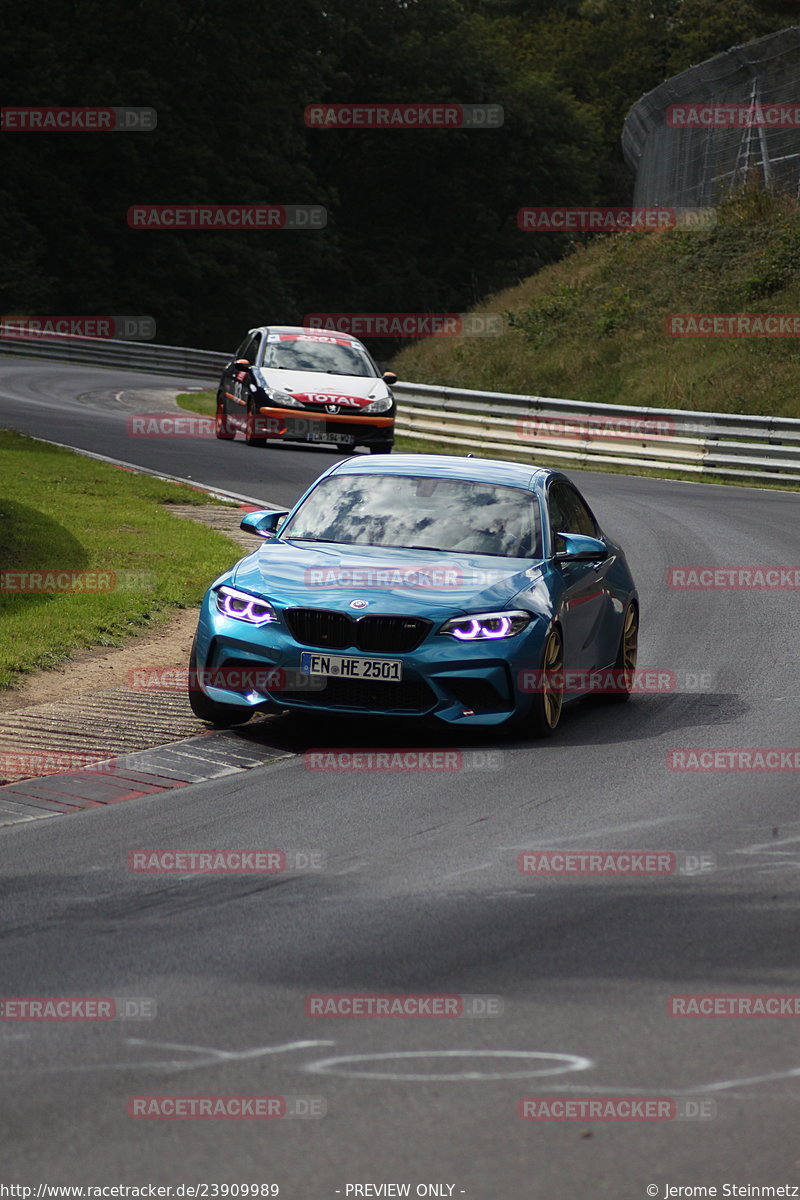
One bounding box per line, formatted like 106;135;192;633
304;1049;593;1082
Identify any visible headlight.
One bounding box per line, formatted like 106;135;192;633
438;610;532;641
362;397;393;413
266;389;304;408
215;586;277;625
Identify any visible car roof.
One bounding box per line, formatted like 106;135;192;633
329;453;553;491
247;324;366;349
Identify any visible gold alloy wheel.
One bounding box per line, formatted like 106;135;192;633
541;627;564;729
620;604;639;693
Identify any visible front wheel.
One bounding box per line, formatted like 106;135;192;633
602;602;638;704
245;403;267;447
528;626;564;737
188;640;252;727
215;399;235;440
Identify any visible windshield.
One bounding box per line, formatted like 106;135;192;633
262;334;376;377
281;473;542;558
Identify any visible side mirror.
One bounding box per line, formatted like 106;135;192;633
234;358;251;366
554;532;608;561
240;509;290;538
382;371;398;385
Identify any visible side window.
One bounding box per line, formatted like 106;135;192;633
548;480;598;549
237;334;260;364
561;484;598;537
548;482;569;551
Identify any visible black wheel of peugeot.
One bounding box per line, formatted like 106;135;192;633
603;602;639;704
215;398;235;440
244;401;267;447
528;626;564;738
369;443;393;454
187;639;252;727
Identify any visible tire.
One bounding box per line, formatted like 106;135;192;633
215;399;235;440
601;602;639;704
244;402;267;447
528;625;564;737
188;640;252;727
369;443;393;454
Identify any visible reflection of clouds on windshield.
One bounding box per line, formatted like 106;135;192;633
265;341;371;377
285;475;541;558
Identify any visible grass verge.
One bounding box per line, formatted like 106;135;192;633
0;429;244;690
392;187;800;420
177;390;216;415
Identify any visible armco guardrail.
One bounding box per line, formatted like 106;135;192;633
0;327;228;380
1;328;798;483
393;381;800;483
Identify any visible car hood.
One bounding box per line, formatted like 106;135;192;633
253;367;389;406
231;540;546;618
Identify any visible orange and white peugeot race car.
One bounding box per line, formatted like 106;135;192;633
215;325;396;454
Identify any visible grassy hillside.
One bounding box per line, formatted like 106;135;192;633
392;189;800;419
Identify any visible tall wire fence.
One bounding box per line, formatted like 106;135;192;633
622;25;800;207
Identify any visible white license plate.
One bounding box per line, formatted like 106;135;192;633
300;652;403;681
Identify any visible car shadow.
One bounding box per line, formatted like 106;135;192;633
232;689;748;755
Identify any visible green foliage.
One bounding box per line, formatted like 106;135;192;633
0;0;794;352
392;189;800;419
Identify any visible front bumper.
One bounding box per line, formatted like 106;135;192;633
257;405;394;448
193;594;548;727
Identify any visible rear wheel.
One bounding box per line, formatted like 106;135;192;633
603;602;638;704
215;398;235;440
369;443;393;455
245;402;267;447
528;626;564;737
188;639;252;727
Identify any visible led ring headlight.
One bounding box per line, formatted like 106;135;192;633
438;610;532;641
215;586;277;625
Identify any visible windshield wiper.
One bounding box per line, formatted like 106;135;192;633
283;536;343;544
380;543;449;552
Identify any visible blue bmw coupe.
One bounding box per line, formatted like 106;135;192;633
189;454;638;736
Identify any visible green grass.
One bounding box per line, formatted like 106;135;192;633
392;186;800;421
177;390;216;415
0;430;244;690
